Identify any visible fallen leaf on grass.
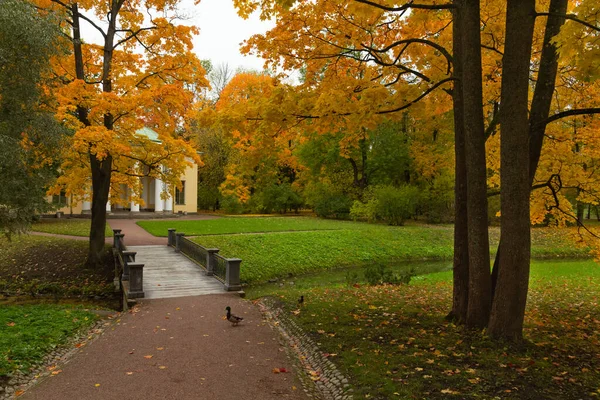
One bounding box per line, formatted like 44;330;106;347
6;322;15;327
51;370;62;376
15;390;24;397
156;347;164;351
440;388;460;395
144;355;153;359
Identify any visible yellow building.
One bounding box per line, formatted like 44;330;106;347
48;128;198;215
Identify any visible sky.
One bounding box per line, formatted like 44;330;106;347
179;0;275;72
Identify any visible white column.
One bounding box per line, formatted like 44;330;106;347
154;177;164;212
165;185;173;213
82;200;91;214
106;199;112;212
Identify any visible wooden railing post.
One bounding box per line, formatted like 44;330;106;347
175;233;185;252
168;228;176;246
112;229;122;248
115;233;125;251
121;251;137;281
225;258;242;291
206;248;219;276
128;262;145;298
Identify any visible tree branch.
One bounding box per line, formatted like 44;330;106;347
536;12;600;32
542;107;600;126
354;0;454;11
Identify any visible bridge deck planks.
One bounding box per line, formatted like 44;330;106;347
128;245;225;299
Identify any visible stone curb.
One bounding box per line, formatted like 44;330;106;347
258;298;353;400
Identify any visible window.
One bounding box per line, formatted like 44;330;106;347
175;181;186;205
52;191;67;207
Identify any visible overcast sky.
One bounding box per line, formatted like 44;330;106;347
180;0;275;72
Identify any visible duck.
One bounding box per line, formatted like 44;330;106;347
225;306;244;326
298;295;304;307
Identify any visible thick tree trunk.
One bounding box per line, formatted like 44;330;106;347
491;0;568;297
488;0;535;341
528;0;569;185
72;4;105;267
460;0;492;329
448;0;469;323
88;154;112;267
74;0;121;267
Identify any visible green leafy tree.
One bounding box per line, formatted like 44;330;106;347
0;0;65;236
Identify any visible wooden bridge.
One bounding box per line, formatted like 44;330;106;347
113;229;242;301
128;245;224;299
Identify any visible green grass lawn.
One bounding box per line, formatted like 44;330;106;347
193;226;456;283
0;304;98;377
258;260;599;399
31;219;113;237
174;217;589;284
138;216;362;236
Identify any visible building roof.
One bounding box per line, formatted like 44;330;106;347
136;127;161;143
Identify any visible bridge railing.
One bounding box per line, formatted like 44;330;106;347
169;229;241;291
113;229;144;299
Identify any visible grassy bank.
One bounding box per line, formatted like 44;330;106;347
0;235;115;298
175;217;590;284
0;304;98;378
260;260;599;399
31;219;113;237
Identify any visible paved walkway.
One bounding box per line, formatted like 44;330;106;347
108;219;167;246
131;245;224;299
21;295;308;400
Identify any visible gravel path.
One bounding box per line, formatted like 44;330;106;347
19;294;308;400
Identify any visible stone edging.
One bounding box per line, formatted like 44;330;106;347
0;309;123;400
257;298;353;400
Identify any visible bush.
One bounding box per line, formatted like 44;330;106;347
351;185;420;225
363;263;414;285
250;183;303;214
420;174;454;223
313;193;353;219
197;186;221;211
220;195;245;214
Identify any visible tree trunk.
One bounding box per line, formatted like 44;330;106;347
528;0;569;185
448;0;469;324
88;154;112;267
460;0;492;329
76;0;121;267
491;0;568;297
488;0;535;341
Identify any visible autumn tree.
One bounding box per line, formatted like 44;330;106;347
39;0;206;266
0;0;66;236
233;0;600;340
199;71;303;213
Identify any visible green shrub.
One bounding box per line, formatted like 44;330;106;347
351;185;420;225
364;263;414;285
314;193;353;219
220;195;245;214
197;186;221;211
250;183;303;214
420;174;454;223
